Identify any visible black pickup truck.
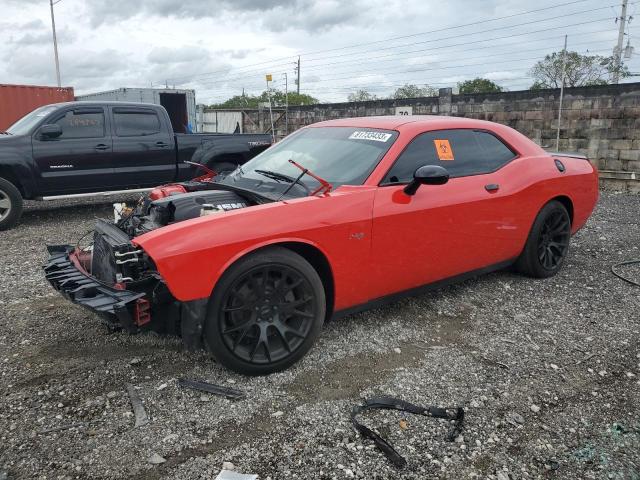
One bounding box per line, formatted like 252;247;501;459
0;101;271;230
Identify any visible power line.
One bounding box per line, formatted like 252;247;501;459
161;0;617;85
188;17;615;91
197;43;612;102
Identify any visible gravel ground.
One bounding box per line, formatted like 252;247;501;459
1;192;639;480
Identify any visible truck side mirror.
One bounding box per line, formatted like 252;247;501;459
39;124;62;140
403;165;450;196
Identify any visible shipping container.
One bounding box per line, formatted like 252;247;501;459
0;84;75;130
197;108;243;133
75;87;197;133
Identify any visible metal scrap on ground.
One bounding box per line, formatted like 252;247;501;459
351;396;465;468
125;383;149;428
177;378;246;400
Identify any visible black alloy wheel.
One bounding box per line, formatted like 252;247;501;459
205;247;325;375
516;200;571;278
537;210;571;270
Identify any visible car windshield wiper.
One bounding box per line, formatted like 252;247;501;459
254;169;297;183
277;160;333;200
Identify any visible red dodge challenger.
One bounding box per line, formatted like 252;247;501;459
45;116;599;374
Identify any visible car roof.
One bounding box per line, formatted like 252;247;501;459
310;115;545;158
310;115;500;130
48;101;161;108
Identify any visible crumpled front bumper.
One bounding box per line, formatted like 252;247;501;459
43;245;145;329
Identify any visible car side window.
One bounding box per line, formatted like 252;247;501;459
382;129;516;183
113;110;161;137
52;110;105;139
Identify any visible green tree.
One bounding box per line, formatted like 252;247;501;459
458;78;503;94
391;83;438;99
348;89;377;102
259;90;318;106
209;90;318;108
529;51;629;89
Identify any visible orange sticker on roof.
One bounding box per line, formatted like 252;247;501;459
434;139;454;161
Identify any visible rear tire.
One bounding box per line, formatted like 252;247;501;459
205;247;326;375
516;200;571;278
0;178;23;231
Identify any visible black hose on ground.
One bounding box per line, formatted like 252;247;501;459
611;260;640;287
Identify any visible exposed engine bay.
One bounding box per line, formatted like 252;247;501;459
118;182;255;237
88;178;265;287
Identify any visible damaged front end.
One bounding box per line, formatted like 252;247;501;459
43;181;258;349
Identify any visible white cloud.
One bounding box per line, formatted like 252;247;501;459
0;0;634;103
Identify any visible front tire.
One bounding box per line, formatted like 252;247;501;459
516;200;571;278
0;178;23;231
205;247;326;375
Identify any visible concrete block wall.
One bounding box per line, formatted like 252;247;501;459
209;82;640;191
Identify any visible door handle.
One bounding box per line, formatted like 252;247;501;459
94;144;109;151
484;184;500;192
155;141;170;148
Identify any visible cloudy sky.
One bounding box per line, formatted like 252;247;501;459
1;0;638;104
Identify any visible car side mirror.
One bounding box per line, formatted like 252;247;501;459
403;165;450;196
39;124;62;140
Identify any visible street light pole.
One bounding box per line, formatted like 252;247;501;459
49;0;61;87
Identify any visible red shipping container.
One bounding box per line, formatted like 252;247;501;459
0;84;75;130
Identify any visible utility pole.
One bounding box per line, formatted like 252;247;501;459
613;0;629;84
556;35;568;151
49;0;61;87
296;56;301;95
265;74;275;142
283;73;289;135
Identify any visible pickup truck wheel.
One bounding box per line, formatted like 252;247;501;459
0;178;23;231
205;247;326;375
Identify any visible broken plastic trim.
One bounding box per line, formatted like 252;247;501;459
177;378;246;400
351;396;464;468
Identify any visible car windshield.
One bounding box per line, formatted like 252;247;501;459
217;126;398;199
6;105;58;135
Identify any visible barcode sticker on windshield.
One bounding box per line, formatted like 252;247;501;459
349;131;392;142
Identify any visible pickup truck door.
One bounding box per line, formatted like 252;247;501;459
31;106;117;194
109;107;175;188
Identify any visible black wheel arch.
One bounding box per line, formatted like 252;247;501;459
210;241;335;323
551;195;574;226
0;166;27;198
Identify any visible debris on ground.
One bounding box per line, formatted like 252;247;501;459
147;453;166;465
126;383;149;428
215;470;259;480
177;378;246;400
351;396;464;468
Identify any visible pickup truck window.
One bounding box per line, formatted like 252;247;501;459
52;110;105;139
114;110;161;137
7;105;58;135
